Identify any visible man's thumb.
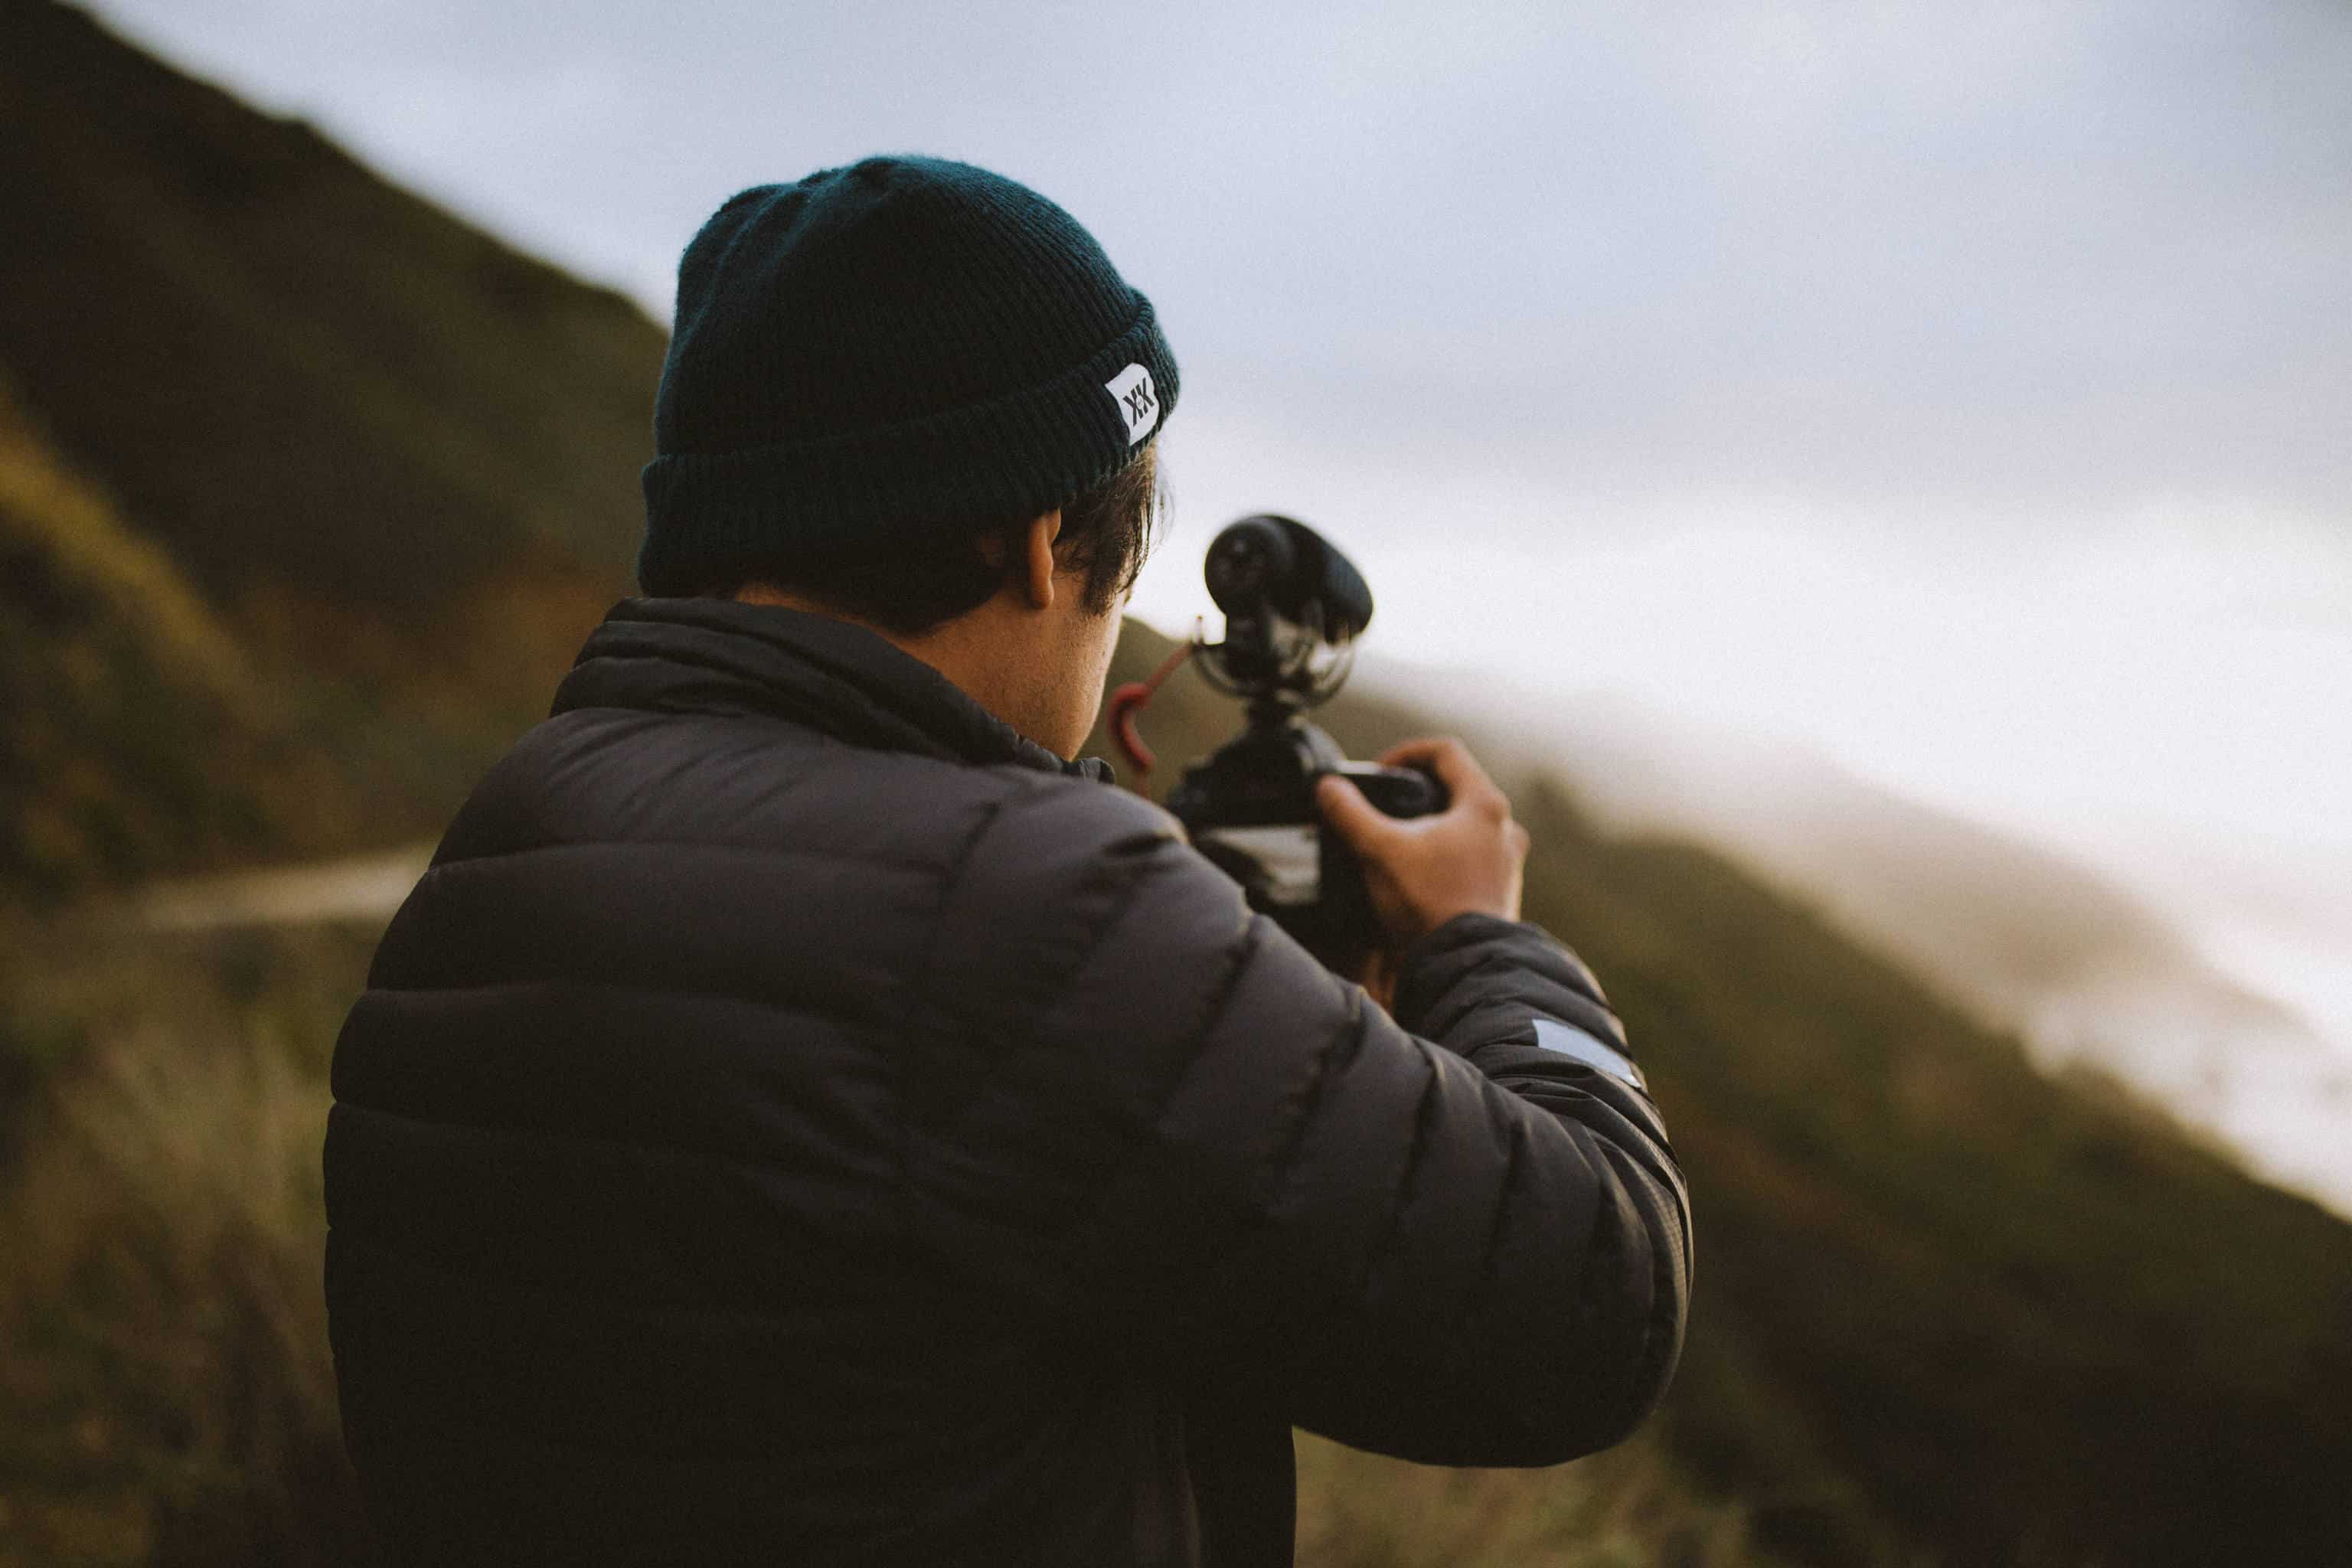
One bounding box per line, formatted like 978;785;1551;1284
1315;773;1389;850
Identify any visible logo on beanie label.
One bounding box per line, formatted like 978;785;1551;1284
1105;363;1159;446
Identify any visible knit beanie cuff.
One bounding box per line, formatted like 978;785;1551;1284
637;301;1177;596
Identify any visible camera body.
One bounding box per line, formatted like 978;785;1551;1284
1166;514;1446;969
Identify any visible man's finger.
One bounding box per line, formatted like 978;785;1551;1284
1315;773;1400;851
1377;736;1506;814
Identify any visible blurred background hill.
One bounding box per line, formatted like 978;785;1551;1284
1368;666;2352;1215
1088;624;2352;1568
3;4;2349;1566
0;0;662;899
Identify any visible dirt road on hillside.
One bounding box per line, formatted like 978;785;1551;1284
135;845;434;932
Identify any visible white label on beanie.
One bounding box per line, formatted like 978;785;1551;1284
1105;363;1160;446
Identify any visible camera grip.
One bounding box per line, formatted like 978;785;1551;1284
1331;760;1447;820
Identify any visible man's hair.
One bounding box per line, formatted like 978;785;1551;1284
706;443;1166;636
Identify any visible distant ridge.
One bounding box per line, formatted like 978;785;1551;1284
1346;658;2352;1204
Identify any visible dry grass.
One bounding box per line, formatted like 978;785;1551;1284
0;380;255;699
0;927;370;1567
1295;1432;1769;1568
0;1030;355;1566
0;919;1768;1568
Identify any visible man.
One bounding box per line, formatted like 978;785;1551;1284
325;155;1690;1567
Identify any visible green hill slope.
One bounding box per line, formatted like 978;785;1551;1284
0;377;274;893
0;0;666;891
0;0;677;893
1089;618;2352;1567
0;0;662;619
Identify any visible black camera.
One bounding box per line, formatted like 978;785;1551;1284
1165;514;1446;968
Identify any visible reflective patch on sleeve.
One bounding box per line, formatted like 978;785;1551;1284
1530;1018;1648;1090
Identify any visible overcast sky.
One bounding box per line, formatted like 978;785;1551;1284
86;0;2352;1031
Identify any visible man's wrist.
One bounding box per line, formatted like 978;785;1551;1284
1402;910;1521;959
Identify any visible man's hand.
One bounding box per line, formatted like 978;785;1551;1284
1315;737;1531;950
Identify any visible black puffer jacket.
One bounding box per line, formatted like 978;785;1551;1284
325;598;1691;1567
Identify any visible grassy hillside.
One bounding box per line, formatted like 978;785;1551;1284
1090;618;2352;1568
0;914;378;1566
0;0;665;895
1537;792;2352;1566
0;377;281;894
0;375;450;900
0;356;550;903
0;0;662;617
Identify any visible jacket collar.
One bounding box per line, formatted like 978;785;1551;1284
553;597;1114;783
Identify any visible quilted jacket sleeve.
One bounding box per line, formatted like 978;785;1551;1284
924;779;1692;1468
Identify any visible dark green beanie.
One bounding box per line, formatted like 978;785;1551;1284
638;155;1179;596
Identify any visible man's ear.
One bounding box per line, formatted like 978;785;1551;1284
1021;511;1062;611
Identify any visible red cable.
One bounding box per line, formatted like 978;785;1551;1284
1106;638;1196;776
